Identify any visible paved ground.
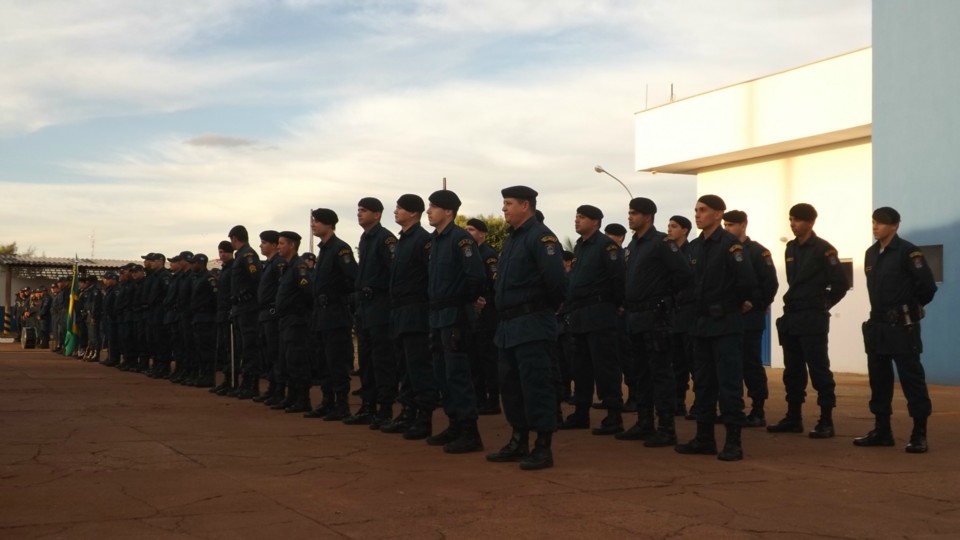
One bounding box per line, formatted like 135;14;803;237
1;344;959;539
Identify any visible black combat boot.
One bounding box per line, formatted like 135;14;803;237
644;412;678;447
809;406;835;439
717;424;743;461
342;401;376;425
519;432;554;470
403;409;433;440
271;387;296;410
744;399;766;428
906;416;928;454
265;385;287;407
853;415;895;447
486;429;530;462
766;402;804;433
675;421;718;455
284;387;312;413
369;403;394;430
443;419;484;454
615;407;655;441
303;392;334;418
253;382;278;403
234;376;260;400
193;369;215;388
426;418;461;446
558;405;590;430
380;407;415;433
322;392;351;421
591;409;624;436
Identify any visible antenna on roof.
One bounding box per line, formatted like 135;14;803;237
89;231;95;258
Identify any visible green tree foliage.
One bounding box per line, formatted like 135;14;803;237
454;214;509;253
0;242;16;255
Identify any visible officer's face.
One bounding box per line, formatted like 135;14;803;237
502;198;530;227
465;225;486;245
259;239;278;257
627;209;653;232
278;237;297;259
723;221;745;239
694;202;721;230
357;207;380;228
872;219;898;242
574;214;599;236
426;204;448;227
666;220;688;242
789;216;813;237
304;258;315;268
218;249;233;262
395;206;418;226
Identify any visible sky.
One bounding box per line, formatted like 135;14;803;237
0;0;871;259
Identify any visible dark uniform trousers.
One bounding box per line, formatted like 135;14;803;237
314;327;354;393
692;332;747;425
107;319;121;364
121;319;137;363
151;317;172;367
235;307;260;378
167;321;182;369
742;328;769;401
631;323;676;414
471;322;499;399
194;321;217;376
778;324;836;407
572;328;623;408
215;316;233;376
433;324;479;422
258;315;280;383
395;331;437;410
555;323;575;398
868;349;931;418
358;322;396;406
178;316;195;371
672;332;694;405
281;315;312;390
500;339;558;432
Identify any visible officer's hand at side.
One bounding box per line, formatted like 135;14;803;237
741;301;753;313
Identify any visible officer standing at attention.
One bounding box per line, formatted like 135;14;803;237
486;186;567;470
424;190;486;454
345;198;398;427
666;215;696;418
617;197;692;447
558;204;625;435
856;207;937;453
101;272;121;367
380;195;436;437
211;241;237;395
303;209;358;420
228;225;264;399
722;210;779;427
768;203;849;438
189;254;219;387
82;276;104;362
603;222;638;414
255;231;285;404
465;217;501;416
675;195;757;461
275;231;314;413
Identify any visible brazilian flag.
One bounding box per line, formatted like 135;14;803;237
63;261;81;356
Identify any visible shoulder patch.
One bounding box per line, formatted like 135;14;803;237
540;235;558;256
909;250;924;258
730;244;744;262
729;244;743;252
824;249;838;258
458;238;473;248
540;235;559;244
248;264;258;274
338;247;352;257
459;238;474;258
910;251;926;269
384;237;397;245
605;243;618;252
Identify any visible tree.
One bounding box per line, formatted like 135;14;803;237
0;242;36;256
454;214;509;253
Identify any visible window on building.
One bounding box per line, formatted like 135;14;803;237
919;245;944;283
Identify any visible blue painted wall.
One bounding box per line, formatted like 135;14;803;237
873;1;960;384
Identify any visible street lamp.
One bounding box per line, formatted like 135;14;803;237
594;165;634;199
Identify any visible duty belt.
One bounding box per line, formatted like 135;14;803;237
499;301;552;321
782;299;826;313
563;294;615;312
870;304;922;325
391;295;429;309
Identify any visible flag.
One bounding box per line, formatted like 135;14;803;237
63;259;81;356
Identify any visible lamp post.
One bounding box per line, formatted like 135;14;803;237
594;165;633;199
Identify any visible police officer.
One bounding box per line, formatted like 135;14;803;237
557;250;576;404
254;231;285;403
125;263;148;372
604;222;637;413
82;276;104;362
115;264;137;370
52;277;70;352
424;189;486;454
465;217;501;416
164;252;190;382
143;253;172;377
768;203;849;438
187;254;218;387
302;252;316;269
275;231;314;413
486;186;566;470
345;198;398;427
101;272;121;367
856;207;938;453
378;195;436;436
667;215;696;418
36;286;53;349
722;210;779;427
227;225;263;399
675;195;757;462
617;197;692;447
212;241;238;395
303;209;358;419
558;204;625;435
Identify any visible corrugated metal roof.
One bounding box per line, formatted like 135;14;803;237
0;255;136;269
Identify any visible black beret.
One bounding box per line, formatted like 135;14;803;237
301;252;316;261
697;194;726;212
629;197;657;215
140;252;158;261
535;210;545;222
465;218;488;233
190;253;209;264
872;207;901;225
604;223;627;237
170;250;194;262
120;263;133;271
217;240;233;252
311;208;338;225
562;250;575;261
576;204;603;220
259;230;280;244
723;210;747;224
358;197;384;213
279;230;301;242
428;190;462;212
103;272;119;280
397;194;425;213
670;215;692;231
131;264;145;272
501;185;538;200
789;203;818;222
228;225;248;239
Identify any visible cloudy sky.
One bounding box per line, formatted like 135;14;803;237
1;0;871;259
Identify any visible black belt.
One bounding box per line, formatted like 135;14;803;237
870;305;922;325
430;297;467;310
391;295;428;309
563;294;615;312
499;301;552;321
783;300;825;313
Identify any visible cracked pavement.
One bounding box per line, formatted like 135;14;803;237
1;344;959;539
